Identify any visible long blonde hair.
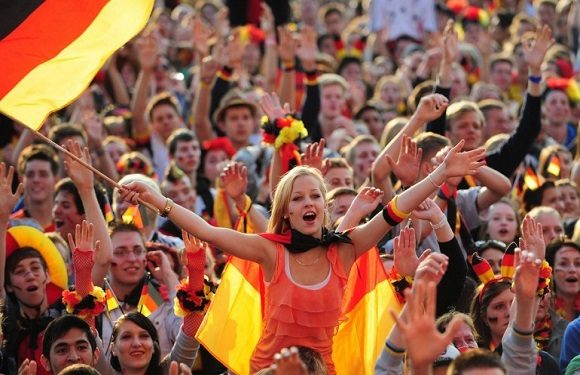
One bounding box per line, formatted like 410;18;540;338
268;166;329;234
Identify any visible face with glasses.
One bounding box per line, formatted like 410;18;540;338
111;231;147;286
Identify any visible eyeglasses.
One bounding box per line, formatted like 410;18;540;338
473;240;507;252
113;248;146;258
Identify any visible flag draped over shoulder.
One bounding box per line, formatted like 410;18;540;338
0;0;154;129
333;247;402;375
198;208;400;375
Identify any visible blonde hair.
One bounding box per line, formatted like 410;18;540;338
446;100;485;130
268;167;329;234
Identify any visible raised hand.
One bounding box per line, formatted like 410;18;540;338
349;187;384;217
442;20;458;64
200;55;219;85
192;15;212;57
520;215;545;259
261;92;286;120
137;31;159;72
221;162;248;208
169;361;192;375
523;25;553;73
415;94;449;123
260;3;275;36
412;198;443;223
277;25;297;63
0;163;23;222
225;30;243;69
390;281;462;369
63;139;94;192
302;139;325;171
442;140;486;178
513;248;542;300
296;25;317;71
17;359;37;375
414;252;449;285
83;111;106;149
271;347;308;375
146;250;175;282
385;134;422;187
393;227;420;277
67;221;99;270
120;181;165;210
182;230;208;290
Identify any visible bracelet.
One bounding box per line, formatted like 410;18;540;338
159;198;174;218
528;75;542;84
174;277;217;317
512;325;534;337
427;173;442;188
385;340;406;355
62;286;106;319
430;216;447;230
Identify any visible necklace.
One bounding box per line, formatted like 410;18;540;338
293;251;322;266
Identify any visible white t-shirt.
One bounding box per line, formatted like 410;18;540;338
369;0;437;41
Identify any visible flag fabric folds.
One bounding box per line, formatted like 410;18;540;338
333;248;402;375
0;0;154;129
197;229;400;374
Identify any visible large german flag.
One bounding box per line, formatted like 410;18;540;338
0;0;154;129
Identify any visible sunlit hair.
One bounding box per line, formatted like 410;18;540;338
527;205;562;223
446;101;485;131
469;280;512;349
437;311;480;342
269;167;328;234
447;349;507;375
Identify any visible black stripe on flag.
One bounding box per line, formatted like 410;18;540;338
0;0;45;41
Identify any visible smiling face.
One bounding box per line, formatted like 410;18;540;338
23;160;57;204
553;247;580;298
484;287;514;344
6;256;49;309
486;202;518;243
110;231;147;287
286;175;326;237
111;320;154;373
52;191;84;241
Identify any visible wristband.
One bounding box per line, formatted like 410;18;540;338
512;325;534;337
385;340;406;355
430;216;448;230
528;75;542;84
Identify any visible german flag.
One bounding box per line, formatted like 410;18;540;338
523;167;540;191
137;277;164;317
0;0;153;129
122;205;144;229
332;247;402;375
546;153;561;177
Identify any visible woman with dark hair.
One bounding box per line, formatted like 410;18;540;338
110;312;164;375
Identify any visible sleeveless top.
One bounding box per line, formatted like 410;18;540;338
250;243;347;374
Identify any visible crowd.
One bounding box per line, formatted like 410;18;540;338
0;0;579;374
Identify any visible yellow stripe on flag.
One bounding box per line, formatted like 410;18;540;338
196;260;263;375
333;279;401;375
0;0;153;129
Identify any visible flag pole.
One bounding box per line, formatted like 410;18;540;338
30;128;159;214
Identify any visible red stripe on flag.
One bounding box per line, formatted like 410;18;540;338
342;248;388;313
0;0;109;99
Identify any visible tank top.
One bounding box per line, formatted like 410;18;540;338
250;243;347;374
